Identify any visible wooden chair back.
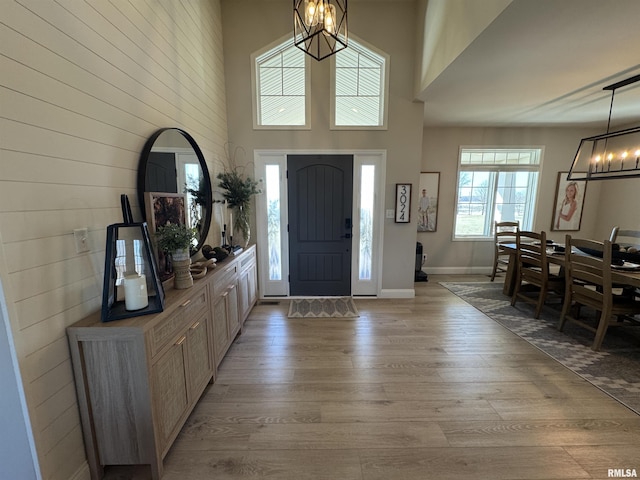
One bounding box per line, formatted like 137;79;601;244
511;230;563;318
495;221;520;240
516;230;547;278
491;221;519;281
609;227;640;249
558;235;640;350
562;236;612;314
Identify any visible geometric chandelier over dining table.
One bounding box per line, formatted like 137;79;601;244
568;73;640;181
293;0;347;61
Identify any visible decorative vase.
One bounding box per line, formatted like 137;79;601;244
235;205;251;247
172;249;193;289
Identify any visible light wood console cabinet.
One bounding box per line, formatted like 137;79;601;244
211;257;240;367
238;248;258;323
67;246;257;480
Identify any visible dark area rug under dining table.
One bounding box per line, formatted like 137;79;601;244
441;281;640;415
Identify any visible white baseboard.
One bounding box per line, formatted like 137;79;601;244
378;289;415;298
425;267;492;275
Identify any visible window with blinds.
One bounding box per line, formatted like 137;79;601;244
332;38;387;128
254;41;309;128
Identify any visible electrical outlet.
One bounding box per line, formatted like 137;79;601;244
385;209;395;219
74;228;90;253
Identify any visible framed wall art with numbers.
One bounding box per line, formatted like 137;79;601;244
395;183;412;223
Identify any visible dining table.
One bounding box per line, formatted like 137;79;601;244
500;242;640;297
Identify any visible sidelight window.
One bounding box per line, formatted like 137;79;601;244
359;165;375;280
265;165;282;281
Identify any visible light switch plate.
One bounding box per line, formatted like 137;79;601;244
74;228;90;253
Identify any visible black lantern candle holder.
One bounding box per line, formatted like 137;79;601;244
101;222;164;322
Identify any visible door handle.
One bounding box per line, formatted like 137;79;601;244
342;218;352;238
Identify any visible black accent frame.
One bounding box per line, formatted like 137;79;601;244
137;128;213;256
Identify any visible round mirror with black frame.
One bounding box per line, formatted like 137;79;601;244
137;128;212;264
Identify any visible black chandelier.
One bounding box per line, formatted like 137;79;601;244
568;74;640;181
293;0;347;61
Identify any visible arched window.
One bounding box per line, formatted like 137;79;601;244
252;37;310;129
332;37;388;129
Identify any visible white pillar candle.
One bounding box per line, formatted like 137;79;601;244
123;274;148;311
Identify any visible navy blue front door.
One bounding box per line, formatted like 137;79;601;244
288;155;353;296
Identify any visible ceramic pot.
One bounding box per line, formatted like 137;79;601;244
172;249;193;289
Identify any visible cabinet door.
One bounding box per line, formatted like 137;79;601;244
152;338;189;449
238;268;249;322
186;313;213;398
213;294;229;367
238;263;257;323
227;283;240;339
248;262;257;307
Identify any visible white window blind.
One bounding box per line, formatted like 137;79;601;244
256;42;307;126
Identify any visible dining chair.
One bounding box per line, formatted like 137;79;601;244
610;226;640;249
558;236;640;351
491;221;520;282
510;230;564;318
609;226;640;298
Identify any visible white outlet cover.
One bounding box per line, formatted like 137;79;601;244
74;228;90;253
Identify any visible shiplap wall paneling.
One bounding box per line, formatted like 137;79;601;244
0;1;229;478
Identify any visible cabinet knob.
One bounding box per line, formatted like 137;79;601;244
175;336;186;346
180;299;192;308
190;321;200;330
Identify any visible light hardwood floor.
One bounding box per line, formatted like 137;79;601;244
105;275;640;480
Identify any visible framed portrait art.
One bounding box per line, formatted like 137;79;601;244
395;184;412;223
144;192;188;233
551;172;587;231
417;172;440;232
145;192;188;280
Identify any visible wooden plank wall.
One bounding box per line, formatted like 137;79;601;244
0;1;228;478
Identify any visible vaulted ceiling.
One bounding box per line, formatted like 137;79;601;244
417;0;640;128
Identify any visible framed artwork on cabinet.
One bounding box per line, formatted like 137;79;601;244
144;192;188;281
395;184;412;223
144;192;187;233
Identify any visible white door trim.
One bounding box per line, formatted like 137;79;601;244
254;149;386;297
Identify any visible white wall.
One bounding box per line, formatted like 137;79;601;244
421;126;604;273
221;0;424;292
417;0;512;96
0;1;229;478
594;180;640;240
